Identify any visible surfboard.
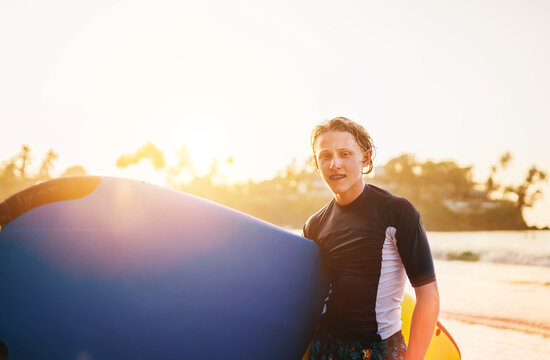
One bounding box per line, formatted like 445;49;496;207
0;176;329;359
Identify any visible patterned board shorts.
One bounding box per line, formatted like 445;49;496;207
309;330;407;360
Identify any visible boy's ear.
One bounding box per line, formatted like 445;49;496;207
362;149;372;165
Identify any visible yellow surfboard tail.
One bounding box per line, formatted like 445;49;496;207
401;293;461;360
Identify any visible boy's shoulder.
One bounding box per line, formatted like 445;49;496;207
366;183;418;214
303;199;334;240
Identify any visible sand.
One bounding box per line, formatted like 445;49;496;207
430;259;550;359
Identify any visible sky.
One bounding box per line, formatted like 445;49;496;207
1;0;549;226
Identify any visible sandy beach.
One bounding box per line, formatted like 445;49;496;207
430;259;550;359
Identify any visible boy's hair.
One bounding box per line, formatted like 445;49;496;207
310;116;375;174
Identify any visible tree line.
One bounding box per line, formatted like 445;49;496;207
1;144;547;231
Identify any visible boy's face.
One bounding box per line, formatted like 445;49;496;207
314;131;370;205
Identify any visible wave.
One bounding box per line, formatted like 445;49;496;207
432;250;550;267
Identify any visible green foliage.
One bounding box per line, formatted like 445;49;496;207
375;153;545;230
486;152;547;211
378;154;474;204
0;145;86;203
165;151;541;230
116;142;166;170
1;145;546;231
417;201;526;231
170;159;332;228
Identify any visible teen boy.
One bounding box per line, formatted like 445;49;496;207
303;117;439;360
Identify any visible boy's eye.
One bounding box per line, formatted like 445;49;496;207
320;154;330;159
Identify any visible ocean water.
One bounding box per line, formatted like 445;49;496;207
291;229;550;266
427;231;550;266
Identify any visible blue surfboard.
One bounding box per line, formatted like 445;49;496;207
0;176;329;359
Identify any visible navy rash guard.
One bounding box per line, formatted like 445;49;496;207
303;184;436;341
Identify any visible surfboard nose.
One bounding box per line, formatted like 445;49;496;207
0;175;100;229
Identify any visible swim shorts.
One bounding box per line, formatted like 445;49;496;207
309;330;407;360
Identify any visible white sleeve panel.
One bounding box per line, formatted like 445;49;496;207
375;226;406;339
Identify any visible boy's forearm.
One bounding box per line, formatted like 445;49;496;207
405;281;440;360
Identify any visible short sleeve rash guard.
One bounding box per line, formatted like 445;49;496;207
303;184;436;340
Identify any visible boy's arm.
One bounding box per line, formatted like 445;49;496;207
404;281;440;360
